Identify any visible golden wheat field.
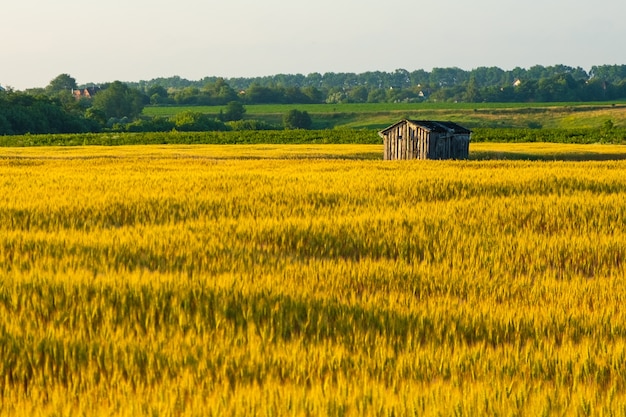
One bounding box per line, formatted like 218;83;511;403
2;143;626;416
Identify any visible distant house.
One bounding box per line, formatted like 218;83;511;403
72;86;101;99
379;120;471;160
513;79;522;87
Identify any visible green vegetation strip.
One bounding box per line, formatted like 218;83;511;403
0;130;379;147
144;102;626;130
144;102;626;117
1;127;625;147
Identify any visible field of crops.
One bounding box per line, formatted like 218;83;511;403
2;143;626;416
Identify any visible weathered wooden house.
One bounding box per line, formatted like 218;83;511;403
379;120;471;160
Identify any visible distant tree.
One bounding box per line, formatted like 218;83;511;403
45;74;82;112
526;65;550;80
302;86;324;103
46;74;78;95
0;114;11;135
171;111;229;131
147;85;169;105
211;78;238;104
615;80;626;100
325;87;346;104
590;65;626;83
245;83;284;104
126;116;175;132
0;90;93;134
305;72;323;88
391;69;411;88
367;89;387;103
513;79;538;102
227;119;277;131
222;101;246;121
92;81;145;120
283;109;312;130
173;87;200;105
430;67;468;87
283;87;312;104
582;78;608;100
409;69;430;87
536;74;582;102
464;76;481;102
85;107;107;126
347;86;369;103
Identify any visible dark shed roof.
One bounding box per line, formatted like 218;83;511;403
407;120;471;134
379;120;471;136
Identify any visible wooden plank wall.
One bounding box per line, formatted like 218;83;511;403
383;135;386;160
419;128;429;160
383;122;410;160
401;123;407;160
385;123;431;160
383;121;472;160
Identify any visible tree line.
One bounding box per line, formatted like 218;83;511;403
2;65;626;135
129;64;626;104
0;75;312;135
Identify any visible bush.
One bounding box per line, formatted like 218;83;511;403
126;117;175;132
283;109;312;130
170;111;229;132
227;119;279;131
222;101;246;122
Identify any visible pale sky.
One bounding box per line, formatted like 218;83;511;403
2;0;625;90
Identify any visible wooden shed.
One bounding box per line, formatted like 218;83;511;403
379;120;471;160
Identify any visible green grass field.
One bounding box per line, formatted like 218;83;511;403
143;102;626;130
